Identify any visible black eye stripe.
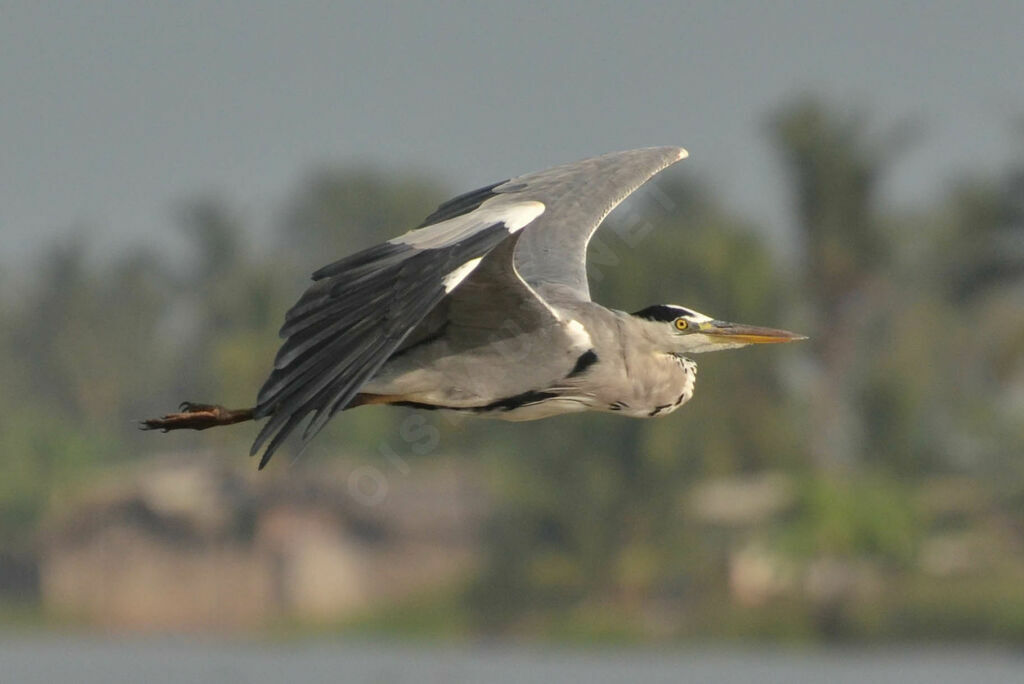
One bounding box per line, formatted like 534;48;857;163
632;305;695;322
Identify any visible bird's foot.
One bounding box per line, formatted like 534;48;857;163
139;402;254;432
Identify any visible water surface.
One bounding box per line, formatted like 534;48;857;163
3;635;1022;684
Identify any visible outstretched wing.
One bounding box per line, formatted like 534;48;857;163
501;146;687;302
251;199;544;466
251;146;687;466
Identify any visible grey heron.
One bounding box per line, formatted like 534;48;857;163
142;147;805;468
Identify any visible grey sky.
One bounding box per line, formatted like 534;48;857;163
2;1;1022;267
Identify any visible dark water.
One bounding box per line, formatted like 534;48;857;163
2;636;1023;684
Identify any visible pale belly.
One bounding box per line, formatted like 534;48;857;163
485;397;593;421
472;386;693;421
366;350;698;422
418;355;698;421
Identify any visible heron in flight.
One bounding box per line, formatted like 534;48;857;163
143;147;805;468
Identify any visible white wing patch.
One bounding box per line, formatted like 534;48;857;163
390;200;545;248
442;257;483;293
501;200;546;233
565;319;593;350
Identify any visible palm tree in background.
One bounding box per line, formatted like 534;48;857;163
769;97;916;471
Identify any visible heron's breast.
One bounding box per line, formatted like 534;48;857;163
605;353;697;418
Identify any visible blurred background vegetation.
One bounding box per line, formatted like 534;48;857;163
1;96;1022;643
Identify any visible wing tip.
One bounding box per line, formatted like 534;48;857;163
642;145;688;164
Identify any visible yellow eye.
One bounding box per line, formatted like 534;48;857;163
674;318;689;331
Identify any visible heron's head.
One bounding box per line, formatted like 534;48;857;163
631;304;806;354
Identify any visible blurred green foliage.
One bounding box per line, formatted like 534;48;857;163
1;96;1022;642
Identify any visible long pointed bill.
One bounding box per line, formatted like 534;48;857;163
700;321;808;345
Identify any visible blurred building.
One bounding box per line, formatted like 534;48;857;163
38;453;488;630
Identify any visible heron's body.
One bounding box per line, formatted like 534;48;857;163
359;301;698;421
143;146;804;467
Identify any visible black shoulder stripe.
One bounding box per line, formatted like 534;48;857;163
567;349;598;377
416;180;507;227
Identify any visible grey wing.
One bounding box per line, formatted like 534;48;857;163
501;146;687;302
251;146;685;464
365;232;594;406
251;198;545;466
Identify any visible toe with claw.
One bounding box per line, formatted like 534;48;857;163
139;403;254;432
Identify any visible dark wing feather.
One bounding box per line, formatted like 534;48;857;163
251;202;543;467
415;180;506;227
